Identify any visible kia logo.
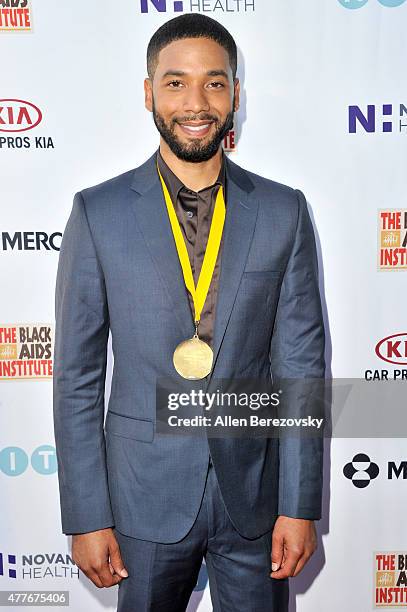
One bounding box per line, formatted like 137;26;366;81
0;99;42;133
375;332;407;365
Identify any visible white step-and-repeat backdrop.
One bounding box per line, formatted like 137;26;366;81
1;0;406;610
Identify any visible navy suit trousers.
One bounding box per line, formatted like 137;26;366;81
115;456;289;612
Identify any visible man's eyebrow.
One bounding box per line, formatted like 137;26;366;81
206;70;228;78
161;69;229;79
161;70;186;79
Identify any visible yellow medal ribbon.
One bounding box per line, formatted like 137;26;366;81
157;162;226;379
157;163;226;330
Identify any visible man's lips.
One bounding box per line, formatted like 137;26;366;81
176;121;214;137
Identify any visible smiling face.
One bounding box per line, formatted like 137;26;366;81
144;37;240;163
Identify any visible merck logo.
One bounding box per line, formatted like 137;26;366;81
343;453;379;488
348;104;407;133
139;0;255;13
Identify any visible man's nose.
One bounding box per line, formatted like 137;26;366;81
182;86;210;114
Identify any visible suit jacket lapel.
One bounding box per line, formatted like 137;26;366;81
129;151;259;383
208;157;258;385
129;152;195;340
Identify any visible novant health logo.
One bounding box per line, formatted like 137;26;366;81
348;103;407;134
139;0;255;14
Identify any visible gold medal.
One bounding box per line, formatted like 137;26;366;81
173;326;213;380
157;160;226;380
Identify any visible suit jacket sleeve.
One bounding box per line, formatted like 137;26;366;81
53;191;114;535
269;188;325;520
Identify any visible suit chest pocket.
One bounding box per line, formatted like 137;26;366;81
239;269;283;304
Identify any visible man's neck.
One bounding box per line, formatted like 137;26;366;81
159;139;223;192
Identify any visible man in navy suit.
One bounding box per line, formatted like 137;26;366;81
53;13;325;611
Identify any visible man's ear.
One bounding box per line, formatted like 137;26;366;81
233;78;240;112
144;78;153;112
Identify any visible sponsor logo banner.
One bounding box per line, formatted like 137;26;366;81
375;552;407;607
0;0;32;31
378;210;407;270
0;324;54;380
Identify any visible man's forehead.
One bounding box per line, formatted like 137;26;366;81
160;68;229;80
156;37;230;71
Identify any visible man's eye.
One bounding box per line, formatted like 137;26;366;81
168;80;182;87
208;82;224;88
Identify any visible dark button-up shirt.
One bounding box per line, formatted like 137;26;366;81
156;149;227;349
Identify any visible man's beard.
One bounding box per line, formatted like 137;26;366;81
152;97;234;163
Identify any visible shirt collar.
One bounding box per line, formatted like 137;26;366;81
156;148;226;203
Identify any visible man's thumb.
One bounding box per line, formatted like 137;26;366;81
109;542;128;578
271;535;283;572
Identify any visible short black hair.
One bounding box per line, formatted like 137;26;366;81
147;13;237;80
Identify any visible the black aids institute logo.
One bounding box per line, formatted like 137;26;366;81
343;453;380;488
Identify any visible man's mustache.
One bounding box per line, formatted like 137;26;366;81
173;115;219;124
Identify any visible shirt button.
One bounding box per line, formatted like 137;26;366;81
186;211;194;218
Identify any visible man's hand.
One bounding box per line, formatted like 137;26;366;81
72;527;128;588
270;516;317;579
